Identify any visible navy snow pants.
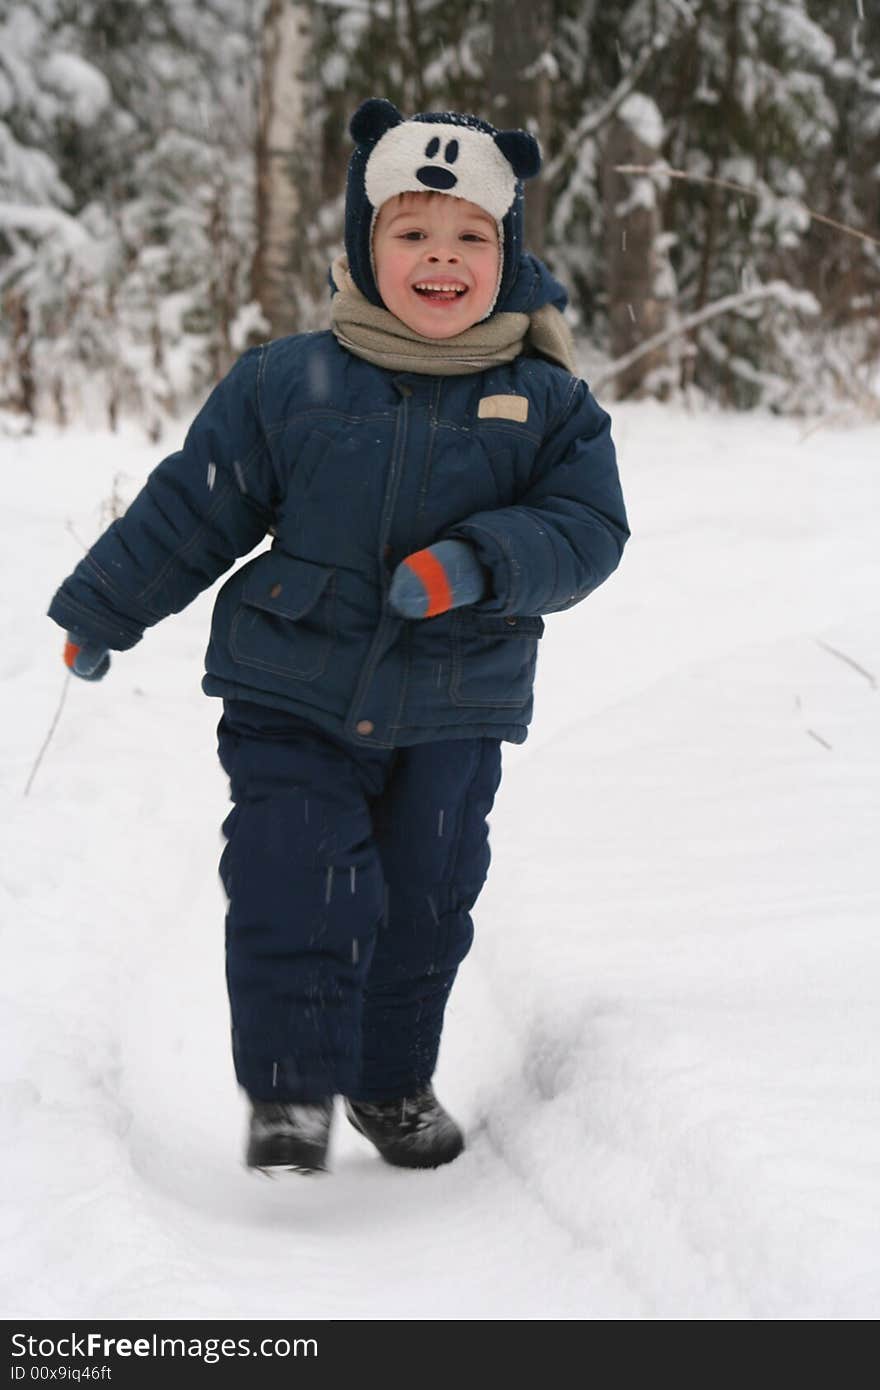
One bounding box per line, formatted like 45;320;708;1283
217;699;503;1103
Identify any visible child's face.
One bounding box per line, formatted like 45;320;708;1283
372;192;501;339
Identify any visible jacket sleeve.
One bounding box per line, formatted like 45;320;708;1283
444;376;629;617
47;346;278;650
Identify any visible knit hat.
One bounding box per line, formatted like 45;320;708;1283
344;97;542;320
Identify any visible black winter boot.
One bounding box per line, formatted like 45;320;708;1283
246;1099;333;1174
343;1086;464;1169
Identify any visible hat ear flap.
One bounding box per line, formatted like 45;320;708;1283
349;98;404;144
494;129;542;180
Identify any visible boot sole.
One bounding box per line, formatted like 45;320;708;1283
251;1163;327;1178
246;1137;329;1174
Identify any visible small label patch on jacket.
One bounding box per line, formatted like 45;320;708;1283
477;395;529;423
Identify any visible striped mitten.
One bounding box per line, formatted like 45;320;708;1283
64;631;111;681
388;540;488;619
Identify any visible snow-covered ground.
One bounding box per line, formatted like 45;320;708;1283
1;400;878;1319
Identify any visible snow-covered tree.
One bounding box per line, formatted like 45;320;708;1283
1;0;877;422
1;0;262;429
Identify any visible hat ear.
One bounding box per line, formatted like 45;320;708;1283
349;98;404;145
494;128;542;180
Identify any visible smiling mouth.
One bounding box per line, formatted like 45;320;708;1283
412;282;469;302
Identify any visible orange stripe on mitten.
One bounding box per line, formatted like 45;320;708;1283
402;548;454;618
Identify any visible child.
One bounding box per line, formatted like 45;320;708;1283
48;98;629;1175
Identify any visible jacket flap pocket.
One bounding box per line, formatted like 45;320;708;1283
469;612;545;638
241;552;335;620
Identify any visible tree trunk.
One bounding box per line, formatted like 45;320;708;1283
251;0;311;339
603;97;672;399
6;292;35;420
403;0;428;112
208;172;236;380
487;0;552;257
685;0;739;397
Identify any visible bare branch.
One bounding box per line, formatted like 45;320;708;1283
543;34;669;188
590;281;818;394
614;163;880;250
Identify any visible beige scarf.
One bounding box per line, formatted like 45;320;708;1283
329;254;576;377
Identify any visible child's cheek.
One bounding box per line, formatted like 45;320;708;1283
389;252;415;299
391;246;412;281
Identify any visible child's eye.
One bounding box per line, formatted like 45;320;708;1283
394;230;490;243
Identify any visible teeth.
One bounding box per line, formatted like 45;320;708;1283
414;282;467;293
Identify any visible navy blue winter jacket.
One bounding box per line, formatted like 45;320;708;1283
49;279;628;748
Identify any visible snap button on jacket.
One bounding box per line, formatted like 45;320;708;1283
48;333;629;748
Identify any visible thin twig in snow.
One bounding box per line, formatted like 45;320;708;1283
29;499;116;798
806;729;833;751
24;673;73;797
816;639;877;690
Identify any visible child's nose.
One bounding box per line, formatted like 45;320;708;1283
427;248;461;263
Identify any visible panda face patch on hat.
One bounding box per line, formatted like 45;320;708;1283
364;120;518;224
344;98;542;318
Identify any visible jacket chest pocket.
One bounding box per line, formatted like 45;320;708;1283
230;552;336;681
449;611;544;708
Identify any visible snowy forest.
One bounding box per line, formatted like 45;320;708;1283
1;0;878;432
